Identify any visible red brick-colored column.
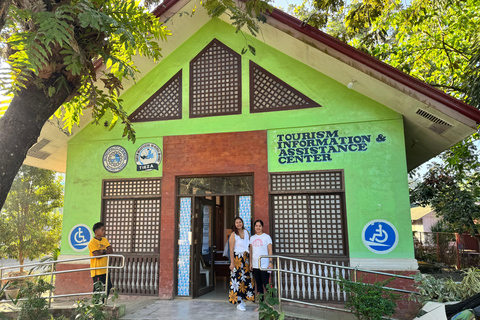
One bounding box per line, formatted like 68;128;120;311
356;270;420;320
54;263;91;296
158;131;269;298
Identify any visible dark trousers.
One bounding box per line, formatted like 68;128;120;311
92;273;112;299
252;268;270;302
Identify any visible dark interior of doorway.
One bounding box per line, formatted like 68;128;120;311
196;195;235;299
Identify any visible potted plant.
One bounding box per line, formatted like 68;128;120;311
1;270;31;300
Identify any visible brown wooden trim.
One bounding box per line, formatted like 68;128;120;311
269;189;345;195
102;195;163;200
128;70;182;122
177;172;254;178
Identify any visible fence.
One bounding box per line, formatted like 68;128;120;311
414;232;480;269
261;255;416;313
0;255;125;306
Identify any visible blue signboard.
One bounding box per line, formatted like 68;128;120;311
68;224;92;252
362;220;398;254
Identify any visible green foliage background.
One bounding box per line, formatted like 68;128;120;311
0;165;63;265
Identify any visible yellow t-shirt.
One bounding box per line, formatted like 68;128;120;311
88;237;111;277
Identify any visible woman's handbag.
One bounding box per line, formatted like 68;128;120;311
222;240;230;262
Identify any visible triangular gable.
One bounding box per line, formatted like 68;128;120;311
190;39;242;118
249;61;322;112
129;70;182;122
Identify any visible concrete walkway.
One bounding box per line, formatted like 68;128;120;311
119;298;259;320
115;296;356;320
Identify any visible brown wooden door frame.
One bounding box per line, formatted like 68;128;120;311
192;196;216;298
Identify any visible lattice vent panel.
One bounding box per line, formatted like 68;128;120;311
133;199;161;253
250;61;321;112
104;179;162;197
309;194;344;255
105;200;134;252
130;71;182;122
270;172;342;192
190;39;241;117
273;195;310;254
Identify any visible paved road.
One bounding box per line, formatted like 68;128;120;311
0;259;39;269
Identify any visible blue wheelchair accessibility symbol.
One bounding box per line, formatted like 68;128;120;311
362;220;398;254
68;224;92;252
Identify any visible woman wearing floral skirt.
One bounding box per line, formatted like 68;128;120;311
228;217;255;311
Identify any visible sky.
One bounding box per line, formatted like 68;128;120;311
272;0;301;11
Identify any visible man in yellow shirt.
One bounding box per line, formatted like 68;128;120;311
88;222;113;299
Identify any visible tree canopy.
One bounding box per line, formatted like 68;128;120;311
0;0;171;210
289;0;480;107
410;140;480;235
0;165;63;270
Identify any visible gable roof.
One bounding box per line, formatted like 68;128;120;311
411;206;435;221
20;0;480;172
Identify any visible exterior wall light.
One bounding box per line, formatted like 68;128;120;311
347;80;357;89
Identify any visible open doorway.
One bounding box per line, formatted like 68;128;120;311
192;196;237;298
176;175;253;299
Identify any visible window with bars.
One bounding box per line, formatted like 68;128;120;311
102;179;161;254
270;171;347;257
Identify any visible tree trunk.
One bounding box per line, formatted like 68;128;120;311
0;0;11;32
0;80;75;210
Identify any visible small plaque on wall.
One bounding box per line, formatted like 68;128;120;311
103;145;128;173
135;143;162;171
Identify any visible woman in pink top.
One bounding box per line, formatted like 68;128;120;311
249;219;273;311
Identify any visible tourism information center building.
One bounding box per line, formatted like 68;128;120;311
27;0;480;301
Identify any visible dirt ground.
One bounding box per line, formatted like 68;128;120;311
424;264;467;282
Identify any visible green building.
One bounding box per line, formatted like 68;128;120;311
22;0;480;301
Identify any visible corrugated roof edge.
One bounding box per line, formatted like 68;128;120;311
152;0;480;124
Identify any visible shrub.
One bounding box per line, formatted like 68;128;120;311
339;277;401;320
411;268;480;303
258;284;285;320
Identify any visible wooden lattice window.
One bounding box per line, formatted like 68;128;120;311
104;178;162;197
250;61;322;113
133;199;161;253
270;171;347;257
270;172;343;192
102;179;161;254
190;39;241;118
129;71;182;122
104;199;134;253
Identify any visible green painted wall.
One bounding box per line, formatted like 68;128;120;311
61;18;412;260
268;121;413;259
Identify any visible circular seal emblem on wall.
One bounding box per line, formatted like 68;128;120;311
135;143;162;172
68;224;92;252
362;219;399;254
103;145;128;173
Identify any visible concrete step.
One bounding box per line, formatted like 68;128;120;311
282;302;356;320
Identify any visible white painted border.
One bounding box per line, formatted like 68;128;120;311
350;258;418;271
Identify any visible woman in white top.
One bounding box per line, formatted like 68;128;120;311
228;217;255;311
249;219;273;311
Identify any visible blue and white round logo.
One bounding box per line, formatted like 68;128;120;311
68;224;92;252
135;143;162;172
103;145;128;173
362;220;398;254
